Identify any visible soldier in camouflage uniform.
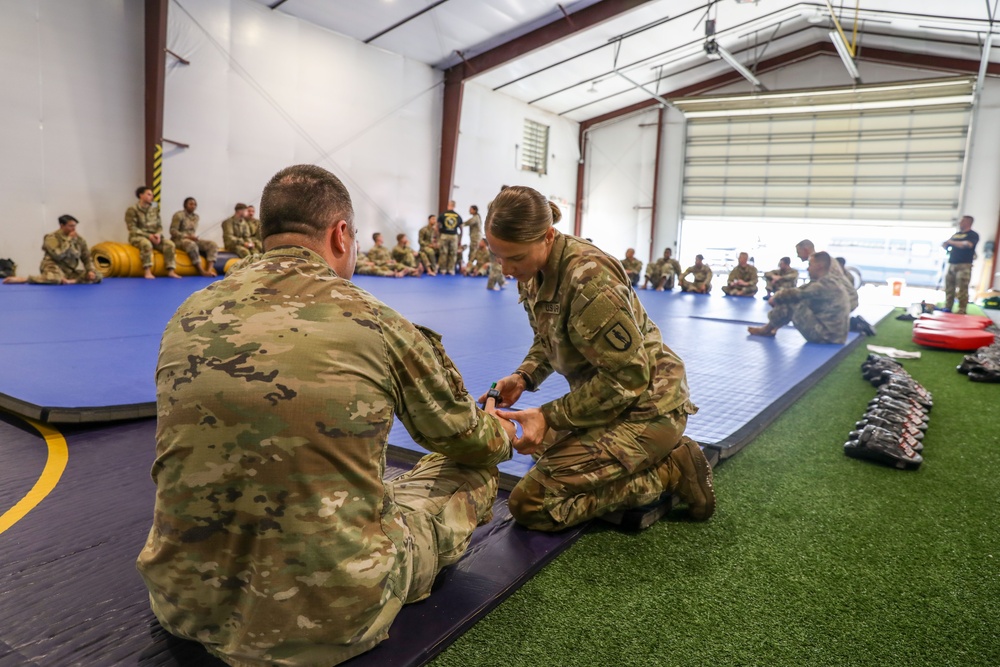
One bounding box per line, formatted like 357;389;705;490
463;238;492;276
620;248;643;287
368;232;393;266
481;185;715;532
644;247;683;291
246;205;264;249
126;186;180;279
418;215;439;274
137;164;515;667
354;251;398;277
465;205;482;264
3;215;102;284
169;197;218;277
391;233;422;273
748;251;850;344
437;200;463;275
680;255;712;293
721;252;758;296
222;203;261;258
942;215;979;314
763;256;799;298
795;239;857;312
486;256;506;291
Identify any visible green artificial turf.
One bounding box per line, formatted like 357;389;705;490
433;313;1000;667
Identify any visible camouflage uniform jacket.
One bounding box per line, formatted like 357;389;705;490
681;264;712;287
726;264;758;287
516;232;692;431
827;257;859;311
418;225;437;250
650;257;682;278
766;267;799;291
169;211;201;243
125;202;162;239
368;245;392;265
467;246;491;273
391;244;417;265
773;272;850;342
40;229;96;275
222;215;255;253
137;246;511;667
620;257;642;275
465;213;482;240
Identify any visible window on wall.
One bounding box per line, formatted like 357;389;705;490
521;119;550;174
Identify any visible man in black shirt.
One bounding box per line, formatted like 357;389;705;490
437;200;463;275
942;215;979;314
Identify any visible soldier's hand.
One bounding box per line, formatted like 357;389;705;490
478;374;524;408
86;271;96;281
496;407;548;456
150;233;161;244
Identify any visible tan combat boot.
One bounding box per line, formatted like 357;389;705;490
663;437;716;520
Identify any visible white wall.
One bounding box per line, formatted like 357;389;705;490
0;0;143;273
584;54;1000;283
164;0;443;249
579;108;660;263
454;81;580;237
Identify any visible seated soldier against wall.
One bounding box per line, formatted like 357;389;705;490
126;186;180;279
462;238;492;276
763;256;799;299
680;254;713;294
136;164;515;667
3;215;102;285
390;233;425;275
169;197;218;277
748;251;850;344
620;248;643;287
222;203;261;258
721;252;758;296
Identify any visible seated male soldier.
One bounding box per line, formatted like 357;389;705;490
222;203;261;258
463;238;492;276
391;233;424;274
680;254;713;294
748;251;850;343
3;215;102;284
620;248;643;287
795;239;857;312
644;247;682;291
721;252;758;296
763;256;799;298
137;164;515;667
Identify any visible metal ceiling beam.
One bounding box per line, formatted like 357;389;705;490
438;0;656;210
364;0;452;44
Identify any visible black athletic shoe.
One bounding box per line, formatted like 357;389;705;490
851;315;877;337
856;417;925;442
968;368;1000;383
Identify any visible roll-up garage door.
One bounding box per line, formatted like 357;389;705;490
672;77;975;224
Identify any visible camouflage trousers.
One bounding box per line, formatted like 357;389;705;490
131;234;176;269
176;238;219;266
680;278;708;293
767;301;844;344
396;253;418;269
466;229;481;262
645;266;674;289
508;407;690;531
439;235;459;274
944;262;973;314
356;263;395;277
392;453;498;601
29;258;102;284
486;261;506;290
722;283;758;296
418;247;438;272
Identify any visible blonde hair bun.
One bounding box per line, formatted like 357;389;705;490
548;201;562;225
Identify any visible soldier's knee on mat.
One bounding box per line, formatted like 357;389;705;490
508;483;560;532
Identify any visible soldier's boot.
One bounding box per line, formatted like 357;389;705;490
658;437;715;521
968;367;1000;383
957;355;983;375
856;417;924;443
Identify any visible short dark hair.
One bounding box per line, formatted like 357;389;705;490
372;232;381;242
695;254;704;261
779;256;791;265
812;251;832;270
183;197;196;207
135;186;151;198
396;233;405;243
234;203;248;212
260;165;354;240
58;214;78;226
470;205;478;214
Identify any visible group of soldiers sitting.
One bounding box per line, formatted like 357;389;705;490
3;186;267;284
355;201;506;290
619;246;801;298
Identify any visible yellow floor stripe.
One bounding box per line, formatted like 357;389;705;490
0;417;69;536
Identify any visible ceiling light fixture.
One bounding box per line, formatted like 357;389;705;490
830;30;861;83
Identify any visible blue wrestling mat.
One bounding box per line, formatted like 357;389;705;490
0;274;890;466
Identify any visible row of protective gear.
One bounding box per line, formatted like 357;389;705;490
956;334;1000;383
844;354;933;470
